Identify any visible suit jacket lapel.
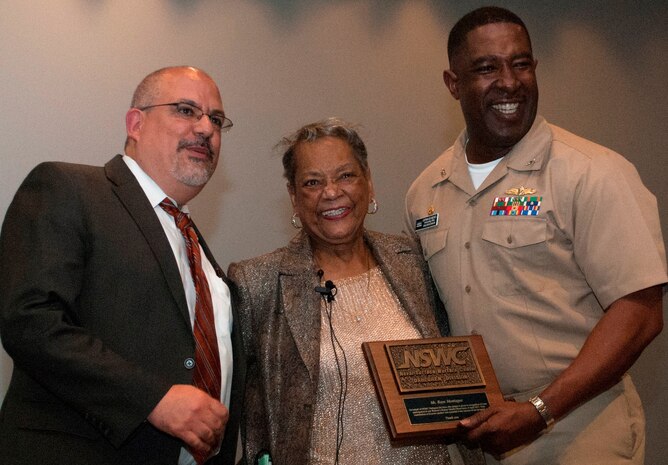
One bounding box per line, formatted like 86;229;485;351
192;222;225;279
367;231;440;338
104;155;191;326
279;233;322;384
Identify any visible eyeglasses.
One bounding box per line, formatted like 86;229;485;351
139;101;233;132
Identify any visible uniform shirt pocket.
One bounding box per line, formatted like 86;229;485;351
482;217;549;296
419;227;448;262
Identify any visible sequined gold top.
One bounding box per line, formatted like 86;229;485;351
308;267;451;464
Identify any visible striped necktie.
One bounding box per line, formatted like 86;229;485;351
159;198;222;404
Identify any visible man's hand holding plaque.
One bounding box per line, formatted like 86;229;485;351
362;336;502;441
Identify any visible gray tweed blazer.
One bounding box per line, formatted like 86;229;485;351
227;230;449;464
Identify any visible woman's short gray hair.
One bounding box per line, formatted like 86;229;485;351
279;117;369;185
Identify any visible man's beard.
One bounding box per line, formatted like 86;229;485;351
171;138;216;186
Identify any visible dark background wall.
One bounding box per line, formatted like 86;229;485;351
1;1;666;462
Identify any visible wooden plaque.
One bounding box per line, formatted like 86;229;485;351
362;335;503;441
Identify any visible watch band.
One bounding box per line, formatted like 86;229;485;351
529;395;555;428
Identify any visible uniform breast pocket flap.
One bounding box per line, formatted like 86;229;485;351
482;217;546;249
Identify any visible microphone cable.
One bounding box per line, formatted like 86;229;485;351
320;283;348;465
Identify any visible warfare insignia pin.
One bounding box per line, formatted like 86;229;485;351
505;186;536;196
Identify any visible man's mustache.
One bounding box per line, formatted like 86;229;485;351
178;137;213;159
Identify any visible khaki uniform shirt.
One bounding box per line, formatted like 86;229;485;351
405;116;667;395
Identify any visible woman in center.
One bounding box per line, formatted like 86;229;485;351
228;118;481;465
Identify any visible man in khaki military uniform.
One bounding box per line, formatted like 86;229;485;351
405;7;666;465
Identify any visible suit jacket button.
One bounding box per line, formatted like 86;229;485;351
184;358;195;369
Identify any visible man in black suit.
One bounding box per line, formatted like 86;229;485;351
0;66;244;465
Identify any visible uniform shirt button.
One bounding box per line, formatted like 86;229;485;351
464;242;471;249
469;199;477;207
465;285;471;293
507;235;513;244
184;358;195;369
471;329;479;335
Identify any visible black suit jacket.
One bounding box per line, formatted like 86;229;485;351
0;155;244;465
